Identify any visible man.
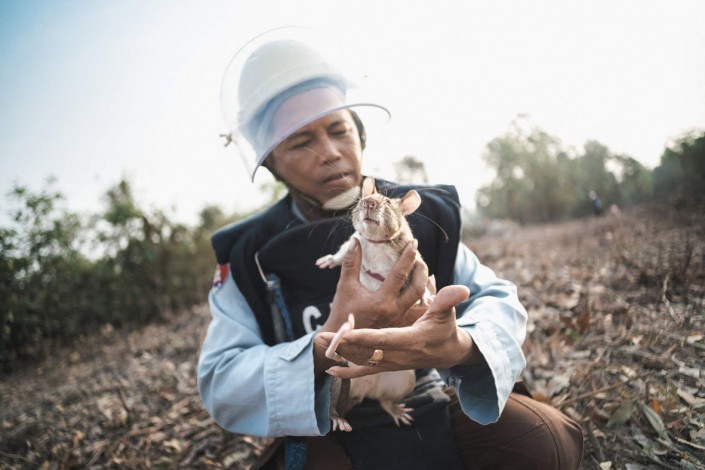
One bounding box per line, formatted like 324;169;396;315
198;28;583;469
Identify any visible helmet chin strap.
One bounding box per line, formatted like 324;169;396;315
322;186;361;210
286;182;361;219
263;159;361;216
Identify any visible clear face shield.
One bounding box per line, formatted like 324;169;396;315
220;27;390;181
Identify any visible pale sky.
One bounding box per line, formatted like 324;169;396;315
1;1;704;226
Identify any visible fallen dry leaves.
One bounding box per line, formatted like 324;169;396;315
469;202;705;469
0;307;273;469
0;202;703;469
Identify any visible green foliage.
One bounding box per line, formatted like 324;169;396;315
653;130;705;200
477;119;583;223
394;155;429;184
612;154;652;205
1;182;87;368
0;179;221;373
476;117;659;224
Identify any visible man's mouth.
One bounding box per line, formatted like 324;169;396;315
322;172;349;184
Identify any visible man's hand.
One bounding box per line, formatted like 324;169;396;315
313;238;431;375
323;238;431;332
317;285;484;379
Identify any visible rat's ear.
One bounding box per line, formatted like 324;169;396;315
362;177;376;197
400;190;421;215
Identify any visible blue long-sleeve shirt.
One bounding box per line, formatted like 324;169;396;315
197;242;527;437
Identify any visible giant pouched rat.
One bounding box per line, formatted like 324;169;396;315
316;176;430;432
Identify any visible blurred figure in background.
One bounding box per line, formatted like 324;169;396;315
589;190;604;216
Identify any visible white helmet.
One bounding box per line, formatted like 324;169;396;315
220;27;390;180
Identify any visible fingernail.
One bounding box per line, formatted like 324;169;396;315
325;369;339;377
412;239;418;249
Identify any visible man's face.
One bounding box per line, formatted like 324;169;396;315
267;109;363;205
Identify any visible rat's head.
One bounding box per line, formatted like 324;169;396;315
351;177;422;241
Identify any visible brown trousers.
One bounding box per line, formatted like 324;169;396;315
259;388;584;470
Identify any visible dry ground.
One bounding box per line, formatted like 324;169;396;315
1;203;703;469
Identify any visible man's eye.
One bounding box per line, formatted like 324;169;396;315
290;140;310;149
332;127;351;137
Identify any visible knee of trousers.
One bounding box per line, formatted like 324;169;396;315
519;397;585;470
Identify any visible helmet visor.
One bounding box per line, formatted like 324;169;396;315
220;27;389;180
236;83;389;180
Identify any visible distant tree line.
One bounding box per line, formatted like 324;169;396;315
0;179;252;373
2;122;701;372
476;118;704;224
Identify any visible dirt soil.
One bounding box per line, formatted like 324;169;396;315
1;203;704;469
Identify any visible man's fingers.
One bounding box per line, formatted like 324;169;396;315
326;364;381;379
380;240;418;295
427;274;437;295
397;257;429;310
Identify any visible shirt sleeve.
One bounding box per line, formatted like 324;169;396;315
442;243;528;425
197;272;333;437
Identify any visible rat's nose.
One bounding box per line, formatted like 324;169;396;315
362;199;376;210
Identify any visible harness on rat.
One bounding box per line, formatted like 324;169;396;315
362;266;386;283
363;226;403;244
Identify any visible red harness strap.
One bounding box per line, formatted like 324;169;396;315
363;267;386;283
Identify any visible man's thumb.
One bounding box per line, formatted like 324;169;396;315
339;238;361;281
429;285;470;316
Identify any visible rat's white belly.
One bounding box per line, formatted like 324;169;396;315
358;242;402;291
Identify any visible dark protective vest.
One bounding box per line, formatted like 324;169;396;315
212;179;465;469
212;179;461;344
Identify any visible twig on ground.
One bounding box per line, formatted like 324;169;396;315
661;273;681;323
585;420;605;462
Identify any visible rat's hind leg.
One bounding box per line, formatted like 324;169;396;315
330;411;353;432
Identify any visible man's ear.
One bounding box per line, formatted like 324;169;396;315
350;110;366;151
262;154;283;182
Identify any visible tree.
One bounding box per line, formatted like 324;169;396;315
477;117;646;223
569;140;622;217
477;117;574;223
0;181;90;369
394;155;429;185
652;130;705;200
612;154;652;205
0;178;218;372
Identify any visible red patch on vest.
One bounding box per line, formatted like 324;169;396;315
213;264;229;288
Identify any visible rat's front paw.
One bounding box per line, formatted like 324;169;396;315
315;254;336;269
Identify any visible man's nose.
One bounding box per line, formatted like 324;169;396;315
313;135;342;163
